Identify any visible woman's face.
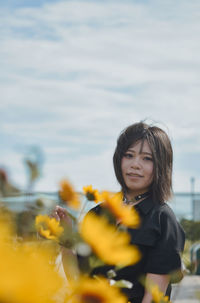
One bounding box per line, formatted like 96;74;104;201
121;139;154;198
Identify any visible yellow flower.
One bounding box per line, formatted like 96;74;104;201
101;191;140;228
79;212;141;266
0;217;64;303
66;276;127;303
150;285;171;303
83;185;101;203
59;179;81;209
35;214;64;241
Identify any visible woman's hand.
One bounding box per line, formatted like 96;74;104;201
50;205;73;226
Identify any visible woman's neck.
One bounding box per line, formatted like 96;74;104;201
123;191;150;205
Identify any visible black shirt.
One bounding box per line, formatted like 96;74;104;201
90;196;185;302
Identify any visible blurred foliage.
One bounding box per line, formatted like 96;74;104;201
180;218;200;242
180;219;200;274
0;168;21;197
0;200;51;240
16;205;40;239
24;146;44;191
25;159;40;184
181;240;194;273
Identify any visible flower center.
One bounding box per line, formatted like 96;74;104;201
82;293;103;303
86;192;95;201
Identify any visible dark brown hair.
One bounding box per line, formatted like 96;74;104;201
113;121;173;203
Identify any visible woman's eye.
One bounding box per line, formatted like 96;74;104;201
124;153;133;158
144;157;152;161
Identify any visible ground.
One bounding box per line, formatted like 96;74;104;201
171;275;200;303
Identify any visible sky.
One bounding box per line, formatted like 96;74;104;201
1;0;200;194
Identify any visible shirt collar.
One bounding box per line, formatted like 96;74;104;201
134;195;155;215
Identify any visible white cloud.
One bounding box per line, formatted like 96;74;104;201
35;146;118;192
1;0;200;192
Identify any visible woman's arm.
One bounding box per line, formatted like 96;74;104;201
141;273;169;303
61;246;80;282
51;206;80;281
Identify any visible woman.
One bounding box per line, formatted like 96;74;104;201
54;121;185;303
112;121;185;302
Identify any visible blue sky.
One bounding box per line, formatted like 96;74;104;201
1;0;200;194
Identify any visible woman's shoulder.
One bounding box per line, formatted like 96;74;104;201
151;201;185;232
152;202;182;229
152;200;177;218
155;202;185;249
88;203;103;215
155;202;180;222
88;191;122;216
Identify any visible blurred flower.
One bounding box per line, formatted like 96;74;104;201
0;216;64;303
150;285;171;303
79;212;141;266
35;214;64;241
66;276;127;303
83;185;101;203
59;179;81;209
101;191;140;228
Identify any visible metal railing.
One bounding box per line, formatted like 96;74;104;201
1;191;200;221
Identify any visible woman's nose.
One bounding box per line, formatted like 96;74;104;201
130;157;141;168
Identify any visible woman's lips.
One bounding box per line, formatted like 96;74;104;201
127;173;143;178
